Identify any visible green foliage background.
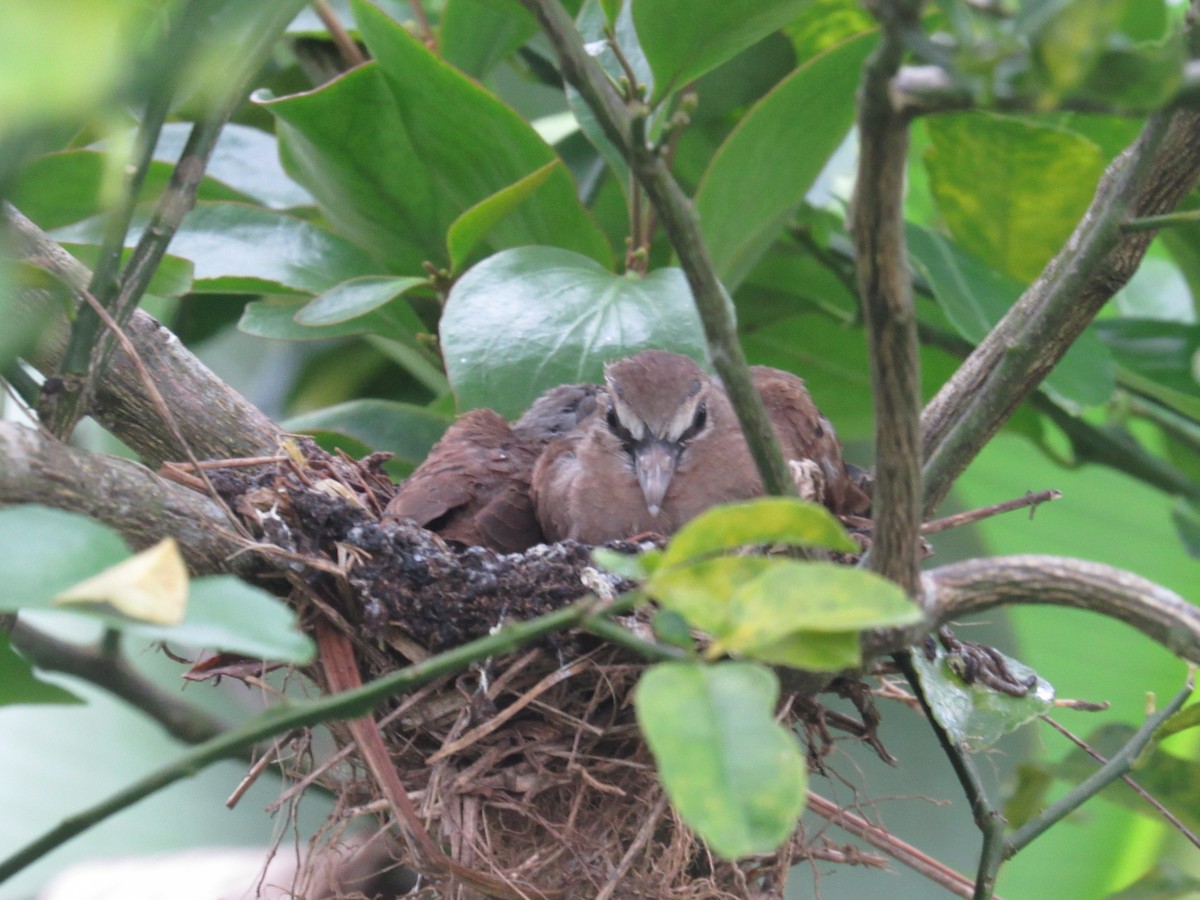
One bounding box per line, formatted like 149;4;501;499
1;0;1198;897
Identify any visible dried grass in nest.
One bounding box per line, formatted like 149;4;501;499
210;439;881;898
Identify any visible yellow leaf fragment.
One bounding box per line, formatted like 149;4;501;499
54;537;188;625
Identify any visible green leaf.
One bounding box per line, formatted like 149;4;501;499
635;661;806;858
906;224;1116;409
661;497;857;567
1158;700;1200;740
710;563;920;669
259;1;610;273
633;0;812;103
295;276;429;326
441;0;538;78
647;556;776;635
441;246;710;417
54;201;377;295
121;576;315;664
11;149;248;231
924;113;1107;283
0;505;131;612
912;647;1055;752
1095;319;1200;421
446;161;560;275
0;635;83;706
240;295;421;345
695;30;876;290
283;400;451;469
737;630;862;671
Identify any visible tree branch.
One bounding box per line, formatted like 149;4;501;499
852;0;925;593
921;105;1200;514
5;203;281;465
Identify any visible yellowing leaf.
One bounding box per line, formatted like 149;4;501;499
54;538;188;625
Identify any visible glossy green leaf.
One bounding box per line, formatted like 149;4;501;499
1159;698;1200;740
635;661;806;858
907;224;1116;409
441;0;538;78
695;30;875;289
661;498;858;567
1095;319;1200;421
0;506;131;612
447;161;559;274
54;201;376;295
646;556;776;635
924;113;1107;283
121;576;315;664
295;276;429;326
259;1;610;273
633;0;811;103
913;645;1055;752
284;400;451;468
0;635;83;706
240;295;422;345
441;247;710;416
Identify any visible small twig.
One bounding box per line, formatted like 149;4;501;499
311;0;366;67
1039;714;1200;851
406;0;434;48
7;618;230;746
583;616;687;662
1006;676;1194;856
920;490;1062;535
226;737;291;809
805;791;983;898
892;651;1006;900
1121;209;1200;232
595;793;669;900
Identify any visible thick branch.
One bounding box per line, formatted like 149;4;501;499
922;555;1200;664
5;203;281;466
921;106;1200;514
514;0;794;500
852;0;924;593
0;421;251;575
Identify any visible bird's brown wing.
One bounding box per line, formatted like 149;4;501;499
385;409;545;552
751;366;872;517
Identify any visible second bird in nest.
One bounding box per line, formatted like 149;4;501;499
386;349;869;551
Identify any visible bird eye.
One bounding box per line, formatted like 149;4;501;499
605;407;620;432
679;403;707;444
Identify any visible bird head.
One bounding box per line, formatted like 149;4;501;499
602;350;714;515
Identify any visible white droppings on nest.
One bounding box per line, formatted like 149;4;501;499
580;565;620;603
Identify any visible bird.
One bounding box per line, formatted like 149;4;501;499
383;383;599;552
531;350;868;544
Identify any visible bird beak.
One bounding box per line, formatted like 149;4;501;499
634;441;679;517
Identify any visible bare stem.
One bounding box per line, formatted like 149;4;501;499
852;0;925;594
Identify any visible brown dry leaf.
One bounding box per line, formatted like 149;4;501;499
54;537;188;625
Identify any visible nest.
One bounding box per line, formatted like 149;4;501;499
202;439;889;898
